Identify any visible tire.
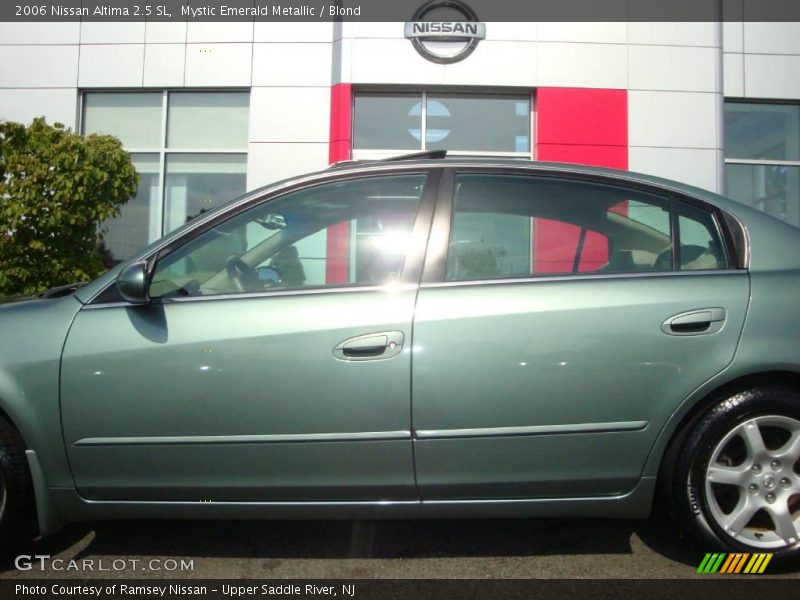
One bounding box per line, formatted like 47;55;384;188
669;387;800;563
0;415;34;556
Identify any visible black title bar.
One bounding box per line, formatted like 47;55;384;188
3;0;800;22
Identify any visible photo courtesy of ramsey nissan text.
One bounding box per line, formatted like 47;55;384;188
1;0;800;597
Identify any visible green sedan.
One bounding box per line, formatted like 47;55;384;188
2;154;800;563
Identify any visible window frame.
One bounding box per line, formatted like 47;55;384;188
351;90;535;160
88;167;441;306
79;89;251;241
422;166;743;286
724;99;800;229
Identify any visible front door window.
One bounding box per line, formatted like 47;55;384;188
150;174;427;298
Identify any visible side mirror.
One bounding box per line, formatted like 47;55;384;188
116;261;150;304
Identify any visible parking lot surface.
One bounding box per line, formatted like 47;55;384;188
2;509;798;580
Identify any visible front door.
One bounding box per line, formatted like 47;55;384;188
61;172;435;501
412;171;750;499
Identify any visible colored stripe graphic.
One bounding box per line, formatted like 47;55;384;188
697;553;725;573
719;554;736;573
744;553;773;574
698;553;772;574
719;553;748;573
733;553;749;573
696;553;713;573
757;553;773;573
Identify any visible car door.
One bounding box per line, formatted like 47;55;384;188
411;169;750;500
61;171;437;501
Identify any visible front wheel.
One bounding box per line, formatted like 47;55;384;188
0;415;34;555
671;387;800;561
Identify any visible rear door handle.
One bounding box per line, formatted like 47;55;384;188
662;308;726;336
333;331;405;361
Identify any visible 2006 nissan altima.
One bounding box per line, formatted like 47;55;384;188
1;152;800;562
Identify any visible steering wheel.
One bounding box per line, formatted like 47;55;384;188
225;255;259;293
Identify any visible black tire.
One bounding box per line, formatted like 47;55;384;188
668;387;800;564
0;414;34;556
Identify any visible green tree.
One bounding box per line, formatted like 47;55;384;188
0;118;138;296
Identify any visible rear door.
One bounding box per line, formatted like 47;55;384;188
411;169;750;500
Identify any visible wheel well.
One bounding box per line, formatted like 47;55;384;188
0;403;27;449
0;402;40;536
657;371;800;493
674;371;800;437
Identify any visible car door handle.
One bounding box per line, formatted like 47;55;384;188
662;308;726;336
333;331;405;361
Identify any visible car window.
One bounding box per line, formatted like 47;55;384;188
446;174;672;281
149;174;426;298
677;201;729;270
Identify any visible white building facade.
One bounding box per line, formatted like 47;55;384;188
0;18;798;262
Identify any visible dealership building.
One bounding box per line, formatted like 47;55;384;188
0;15;799;264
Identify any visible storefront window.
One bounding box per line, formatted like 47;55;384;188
167;93;250;150
98;154;159;265
353;94;421;151
724;102;800;227
426;95;530;153
82;91;250;262
83;93;163;148
353;92;531;158
164;154;248;232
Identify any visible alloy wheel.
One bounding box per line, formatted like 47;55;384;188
704;415;800;549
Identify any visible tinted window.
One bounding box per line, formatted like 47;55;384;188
425;95;531;153
725;162;800;228
677;202;729;271
446;174;672;281
725;102;800;162
352;92;531;155
353;94;422;151
150;175;426;298
724;101;800;228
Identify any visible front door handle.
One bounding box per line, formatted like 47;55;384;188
662;308;726;336
333;331;405;361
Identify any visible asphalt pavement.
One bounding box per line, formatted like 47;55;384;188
3;508;798;580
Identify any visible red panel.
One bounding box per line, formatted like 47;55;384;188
327;83;353;283
325;221;350;284
532;221;609;274
580;230;610;272
328;140;351;165
536;87;628;148
533;220;581;274
533;87;628;273
329;83;352;163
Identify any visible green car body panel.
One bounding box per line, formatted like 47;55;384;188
61;289;419;502
1;160;799;536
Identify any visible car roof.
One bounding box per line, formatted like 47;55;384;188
321;156;737;210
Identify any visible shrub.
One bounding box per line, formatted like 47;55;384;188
0;118;137;296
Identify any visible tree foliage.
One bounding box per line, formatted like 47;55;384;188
0;118;138;296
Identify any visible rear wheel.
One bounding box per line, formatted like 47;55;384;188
670;387;800;562
0;415;34;555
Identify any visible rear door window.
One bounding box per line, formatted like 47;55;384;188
446;174;673;281
677;201;729;270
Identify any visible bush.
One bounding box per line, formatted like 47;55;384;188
0;118;138;296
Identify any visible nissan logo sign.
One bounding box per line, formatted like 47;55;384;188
404;1;486;64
